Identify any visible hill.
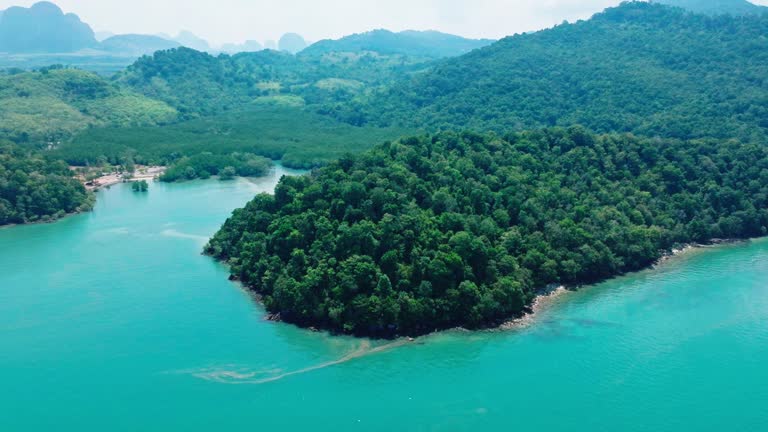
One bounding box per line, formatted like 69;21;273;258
206;128;768;337
301;29;494;59
0;1;98;53
343;2;768;142
118;47;438;119
0;67;177;144
100;34;180;56
653;0;768;15
117;48;309;117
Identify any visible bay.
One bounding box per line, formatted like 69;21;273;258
1;165;766;431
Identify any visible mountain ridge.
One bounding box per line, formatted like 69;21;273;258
100;34;181;56
301;29;494;59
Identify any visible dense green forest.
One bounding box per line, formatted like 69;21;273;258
207;128;768;337
55;107;413;170
0;66;177;144
336;3;768;142
0;141;93;225
159;153;272;182
118;47;434;119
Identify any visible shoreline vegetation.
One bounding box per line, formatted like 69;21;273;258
207;129;768;339
499;238;749;331
0;142;95;227
240;237;754;346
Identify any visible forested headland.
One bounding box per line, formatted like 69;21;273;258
0;141;93;225
206;128;768;337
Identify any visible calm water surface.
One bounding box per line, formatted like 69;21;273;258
1;166;766;431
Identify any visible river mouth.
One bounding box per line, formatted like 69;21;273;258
1;173;767;431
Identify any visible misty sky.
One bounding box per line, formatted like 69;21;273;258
2;0;768;45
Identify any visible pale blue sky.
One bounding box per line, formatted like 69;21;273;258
1;0;767;46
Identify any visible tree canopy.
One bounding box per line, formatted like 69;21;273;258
336;2;768;143
0;141;93;225
207;128;768;337
0;67;177;145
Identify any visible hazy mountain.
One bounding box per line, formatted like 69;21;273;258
0;1;98;53
278;33;307;54
653;0;768;15
94;31;115;42
302;29;494;59
100;34;180;56
264;40;278;50
174;31;210;52
220;40;263;54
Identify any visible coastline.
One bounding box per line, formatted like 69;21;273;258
498;285;570;330
0;195;96;230
81;166;166;191
224;238;756;340
498;238;750;331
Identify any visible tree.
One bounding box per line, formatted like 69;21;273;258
132;180;149;192
219;166;237;181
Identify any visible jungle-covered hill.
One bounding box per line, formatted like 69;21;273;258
336;2;768;143
206;127;768;337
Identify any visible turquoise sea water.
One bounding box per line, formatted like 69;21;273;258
1;168;767;431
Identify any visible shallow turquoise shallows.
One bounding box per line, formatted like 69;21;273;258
1;167;767;432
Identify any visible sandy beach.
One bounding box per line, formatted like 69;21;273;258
75;166;166;190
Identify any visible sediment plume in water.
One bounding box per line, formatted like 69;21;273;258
172;339;410;385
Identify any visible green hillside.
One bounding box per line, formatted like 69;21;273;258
0;67;177;144
118;46;437;119
345;2;768;142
